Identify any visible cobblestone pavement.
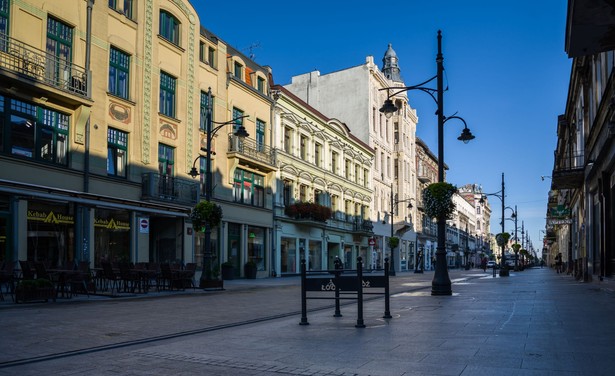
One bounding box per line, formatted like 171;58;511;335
1;268;615;375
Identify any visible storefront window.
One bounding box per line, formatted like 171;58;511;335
308;240;321;271
280;237;296;273
27;201;75;267
94;209;130;266
247;226;265;271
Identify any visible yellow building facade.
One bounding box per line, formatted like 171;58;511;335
0;0;275;276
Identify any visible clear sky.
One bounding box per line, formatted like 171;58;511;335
192;0;572;256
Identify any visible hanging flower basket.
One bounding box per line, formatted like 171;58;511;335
191;201;223;232
496;232;511;247
284;202;332;222
422;182;457;220
388;236;400;249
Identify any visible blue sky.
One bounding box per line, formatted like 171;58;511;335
193;1;571;255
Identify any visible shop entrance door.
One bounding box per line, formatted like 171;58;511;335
228;223;241;278
0;213;10;263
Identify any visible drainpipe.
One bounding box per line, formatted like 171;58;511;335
83;0;94;193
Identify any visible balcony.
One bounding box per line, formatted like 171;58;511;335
352;219;374;235
227;135;276;172
141;173;199;206
552;151;584;190
0;33;90;99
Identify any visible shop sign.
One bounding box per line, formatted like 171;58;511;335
94;218;130;230
547;218;573;225
368;238;376;246
27;210;74;224
549;205;571;218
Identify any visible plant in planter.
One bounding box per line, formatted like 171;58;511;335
221;261;234;280
284;202;332;222
388;236;400;250
15;278;56;303
244;261;257;279
191;200;224;289
422;182;457;220
191;201;223;231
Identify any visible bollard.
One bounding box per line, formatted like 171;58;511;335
300;259;309;325
383;257;392;319
355;257;365;328
334;257;342;317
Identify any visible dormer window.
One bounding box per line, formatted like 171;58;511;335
257;76;265;93
234;61;243;80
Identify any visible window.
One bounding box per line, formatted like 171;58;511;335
159;10;179;45
199;42;206;63
233;61;243;79
232;107;244;132
46;16;73;84
355;164;360;184
0;0;9;52
283;180;292;206
256;119;265;151
109;47;130;99
331;195;338;218
300;135;307;160
159;71;176;117
208;46;216;68
345;200;352;222
284;127;292;152
314;143;321;167
314;189;323;205
331;151;338;174
110;0;133;18
200;91;213;131
107;128;127;177
2;96;69;165
345;159;351;179
158;143;174;175
233;169;265;207
123;0;133;19
257;77;265;93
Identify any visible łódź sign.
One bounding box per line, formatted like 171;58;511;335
303;274;387;292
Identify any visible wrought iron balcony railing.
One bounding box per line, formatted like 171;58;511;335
353;219;374;234
141;173;199;206
228;135;275;167
0;33;89;98
552;151;584;189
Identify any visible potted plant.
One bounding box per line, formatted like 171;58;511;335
200;256;223;289
191;201;224;289
422;183;457;220
221;261;234;280
244;261;257;279
15;278;56;303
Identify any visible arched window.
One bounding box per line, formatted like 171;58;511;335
159;10;180;45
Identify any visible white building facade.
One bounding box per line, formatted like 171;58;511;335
284;46;419;272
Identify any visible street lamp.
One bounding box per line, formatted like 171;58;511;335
479;172;510;277
383;180;416;276
189;87;249;287
379;31;475;295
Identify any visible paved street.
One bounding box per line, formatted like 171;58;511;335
1;268;615;375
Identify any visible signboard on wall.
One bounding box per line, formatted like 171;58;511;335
139;217;149;233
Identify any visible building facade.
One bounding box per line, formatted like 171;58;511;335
545;0;615;281
284;48;419;272
270;85;374;274
0;0;276;276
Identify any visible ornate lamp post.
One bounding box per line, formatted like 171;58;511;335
189;87;249;287
379;31;475;295
384;180;416;276
479;173;514;277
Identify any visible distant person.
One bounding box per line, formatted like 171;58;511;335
555;253;562;273
481;257;487;272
